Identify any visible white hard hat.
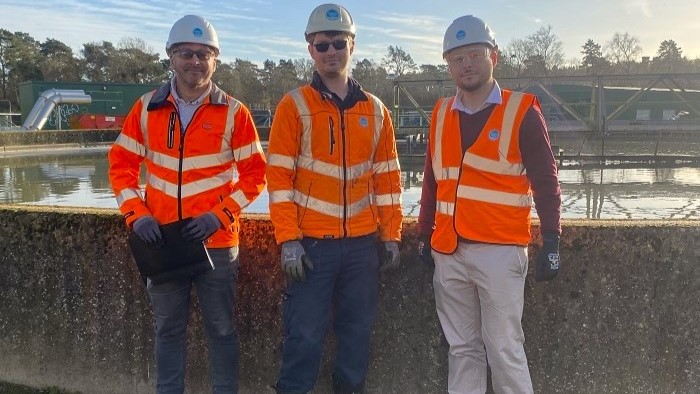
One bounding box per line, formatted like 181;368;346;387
166;15;220;53
443;15;496;56
305;4;356;39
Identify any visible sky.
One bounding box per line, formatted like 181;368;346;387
3;0;700;67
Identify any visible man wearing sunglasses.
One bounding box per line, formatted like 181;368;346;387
108;14;266;394
266;3;402;394
418;15;562;394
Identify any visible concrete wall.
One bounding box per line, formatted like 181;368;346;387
0;130;120;148
0;206;697;394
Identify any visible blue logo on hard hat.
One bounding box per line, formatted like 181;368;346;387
326;9;340;20
456;30;466;40
359;117;369;127
192;28;203;37
488;129;500;141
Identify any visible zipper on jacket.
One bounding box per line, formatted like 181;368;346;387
167;112;176;149
175;105;206;221
340;109;348;237
328;117;335;155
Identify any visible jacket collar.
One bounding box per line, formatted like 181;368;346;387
310;71;368;109
147;80;229;110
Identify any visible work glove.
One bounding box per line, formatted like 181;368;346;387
281;240;313;282
132;215;162;245
181;212;222;242
379;241;401;272
535;232;560;282
417;235;434;268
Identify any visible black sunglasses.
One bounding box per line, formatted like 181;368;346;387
313;40;348;53
173;48;215;61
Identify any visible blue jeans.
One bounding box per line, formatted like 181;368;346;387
147;247;240;394
276;234;380;393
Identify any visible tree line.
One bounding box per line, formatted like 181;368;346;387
1;26;699;113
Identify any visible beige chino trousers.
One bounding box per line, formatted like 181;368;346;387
433;242;534;394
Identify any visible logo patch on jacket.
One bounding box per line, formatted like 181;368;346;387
202;122;213;130
359;117;369;127
488;129;500;141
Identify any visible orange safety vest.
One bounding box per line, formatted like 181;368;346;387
430;90;535;253
266;85;403;244
108;83;267;248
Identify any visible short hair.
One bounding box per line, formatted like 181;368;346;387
306;30;354;44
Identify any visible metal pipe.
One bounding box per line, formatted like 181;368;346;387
22;89;92;130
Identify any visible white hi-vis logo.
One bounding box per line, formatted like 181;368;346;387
548;253;560;270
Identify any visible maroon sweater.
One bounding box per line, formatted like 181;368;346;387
417;103;562;238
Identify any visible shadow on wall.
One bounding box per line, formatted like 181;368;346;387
0;206;697;394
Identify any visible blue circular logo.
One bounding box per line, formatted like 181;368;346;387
359;118;369;127
192;27;203;37
488;129;500;141
456;30;466;40
326;9;340;21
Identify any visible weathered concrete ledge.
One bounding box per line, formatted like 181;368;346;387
0;205;697;394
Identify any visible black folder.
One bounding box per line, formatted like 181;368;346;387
127;218;214;285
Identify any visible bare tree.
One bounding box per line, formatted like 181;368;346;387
381;45;417;77
293;58;315;82
108;37;165;83
604;32;642;74
504;38;532;77
525;25;564;74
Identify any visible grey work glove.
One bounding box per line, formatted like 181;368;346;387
281;240;313;281
379;241;401;272
417;235;434;268
132;215;162;245
181;212;222;242
535;232;560;282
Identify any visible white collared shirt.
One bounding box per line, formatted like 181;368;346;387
451;80;503;114
170;78;211;133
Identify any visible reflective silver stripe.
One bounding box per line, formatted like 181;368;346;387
116;188;143;207
267;153;296;170
461;92;526;176
288;191;371;219
229;189;250;209
140;91;155;148
499;92;524;159
289;89;312;158
148;169;232;199
462;152;525;175
431;98;452;181
221;99;240;152
269;189;294;204
147;150;234;172
366;93;383;158
373;159;400;174
436;167;460;180
375;193;402;206
436;200;455;216
114;133;146;157
457;185;532;207
296;155;371;181
233;140;264;162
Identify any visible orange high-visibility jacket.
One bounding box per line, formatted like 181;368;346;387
108;83;267;248
266;84;402;244
430;90;536;253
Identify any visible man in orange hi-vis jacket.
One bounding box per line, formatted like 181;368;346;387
108;15;266;394
418;15;562;394
266;4;402;393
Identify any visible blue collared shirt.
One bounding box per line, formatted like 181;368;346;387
170;77;211;133
450;80;502;114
